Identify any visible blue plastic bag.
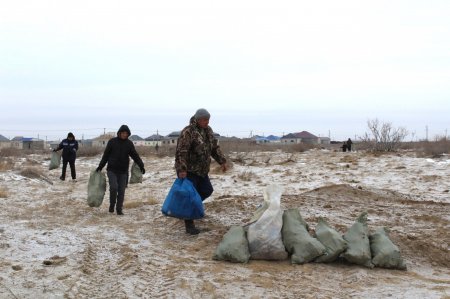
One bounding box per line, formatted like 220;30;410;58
161;178;204;220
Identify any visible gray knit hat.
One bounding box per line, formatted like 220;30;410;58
194;108;210;120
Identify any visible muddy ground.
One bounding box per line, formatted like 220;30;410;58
0;149;449;298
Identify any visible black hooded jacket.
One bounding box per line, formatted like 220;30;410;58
97;125;144;174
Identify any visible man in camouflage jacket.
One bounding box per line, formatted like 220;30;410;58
175;108;227;234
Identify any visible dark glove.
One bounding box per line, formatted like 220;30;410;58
140;167;145;174
96;167;102;172
52;149;57;152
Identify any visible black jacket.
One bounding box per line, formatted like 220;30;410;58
98;125;144;174
56;139;78;161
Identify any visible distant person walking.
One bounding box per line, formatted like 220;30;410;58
175;108;228;235
54;132;78;181
341;141;347;152
347;138;353;152
96;125;145;215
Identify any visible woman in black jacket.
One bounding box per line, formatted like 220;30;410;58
96;125;145;215
54;132;78;181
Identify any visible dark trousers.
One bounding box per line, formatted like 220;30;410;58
187;172;213;201
61;159;76;179
107;171;128;212
184;172;213;229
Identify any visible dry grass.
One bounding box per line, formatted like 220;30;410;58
0;187;7;198
19;167;52;184
0;158;14;172
219;140;318;154
0;148;24;157
20;167;45;179
236;170;256;181
77;146;104;157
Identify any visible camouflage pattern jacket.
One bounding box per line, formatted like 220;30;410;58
175;117;226;177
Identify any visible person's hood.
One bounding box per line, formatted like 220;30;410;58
117;124;131;137
189;116;197;126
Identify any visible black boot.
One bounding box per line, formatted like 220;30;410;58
117;210;124;215
59;175;65;181
109;206;114;213
185;220;200;235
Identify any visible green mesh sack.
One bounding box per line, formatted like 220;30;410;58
49;152;61;170
342;212;374;268
87;170;106;207
370;227;407;270
315;217;347;263
213;226;250;263
129;162;143;184
282;209;326;264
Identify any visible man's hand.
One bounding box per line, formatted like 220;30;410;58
140;167;145;174
178;171;187;179
95;167;102;172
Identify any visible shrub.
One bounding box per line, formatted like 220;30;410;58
361;118;408;152
77;146;104;157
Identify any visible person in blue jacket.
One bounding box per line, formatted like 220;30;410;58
53;132;78;181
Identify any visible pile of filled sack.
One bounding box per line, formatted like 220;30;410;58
213;185;406;270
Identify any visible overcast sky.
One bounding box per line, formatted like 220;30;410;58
1;0;449;141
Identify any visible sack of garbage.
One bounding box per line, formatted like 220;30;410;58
213;226;250;263
282;209;326;264
129;162;143;184
247;185;288;260
87;170;106;207
342;212;374;268
314;217;347;263
161;178;204;220
49;152;61;170
370;227;407;270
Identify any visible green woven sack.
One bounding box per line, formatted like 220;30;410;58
87;170;106;207
342;212;374;268
315;217;347;263
49;152;61;170
282;209;326;264
213;226;250;263
129;162;142;184
370;227;407;270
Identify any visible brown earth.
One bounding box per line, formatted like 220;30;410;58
0;151;449;298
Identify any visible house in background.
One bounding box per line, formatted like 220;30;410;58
281;131;321;145
92;133;115;147
162;131;180;146
254;135;281;144
10;137;45;150
129;135;145;146
319;137;331;145
145;134;164;147
0;135;10;149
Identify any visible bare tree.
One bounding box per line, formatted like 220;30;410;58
362;119;408;151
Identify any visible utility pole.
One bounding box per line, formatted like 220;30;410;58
426;125;429;141
104;128;106;135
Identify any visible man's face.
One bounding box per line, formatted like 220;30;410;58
119;131;128;139
197;118;209;129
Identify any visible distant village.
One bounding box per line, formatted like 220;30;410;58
0;131;331;150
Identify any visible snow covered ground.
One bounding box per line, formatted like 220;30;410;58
0;149;449;298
